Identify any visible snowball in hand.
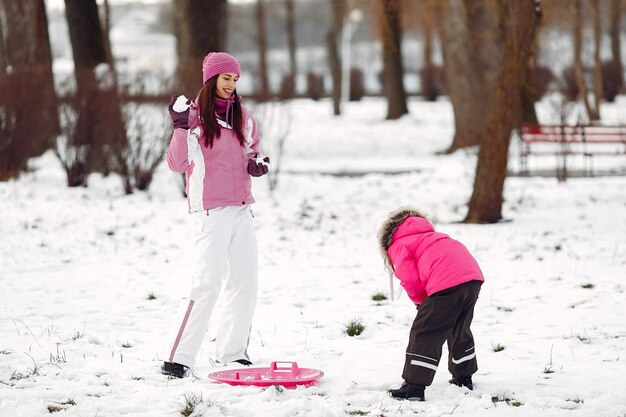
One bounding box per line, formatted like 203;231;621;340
172;95;191;113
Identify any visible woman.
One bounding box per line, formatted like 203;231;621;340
162;52;269;378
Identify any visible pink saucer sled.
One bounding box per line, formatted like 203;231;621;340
208;361;324;388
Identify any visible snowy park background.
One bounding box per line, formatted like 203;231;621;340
2;0;626;416
1;96;626;416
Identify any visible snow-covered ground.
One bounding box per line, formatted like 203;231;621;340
1;97;626;416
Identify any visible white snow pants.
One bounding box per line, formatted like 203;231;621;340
168;205;258;367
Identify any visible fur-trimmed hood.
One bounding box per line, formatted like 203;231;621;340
377;207;484;304
377;207;429;269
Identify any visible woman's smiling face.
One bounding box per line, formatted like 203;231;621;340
216;72;238;99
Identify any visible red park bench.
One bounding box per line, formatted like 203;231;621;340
518;123;626;177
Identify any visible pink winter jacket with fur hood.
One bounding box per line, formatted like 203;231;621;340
378;209;484;305
166;99;261;213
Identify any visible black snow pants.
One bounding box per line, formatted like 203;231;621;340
402;280;482;386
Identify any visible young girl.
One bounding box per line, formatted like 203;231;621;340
377;207;484;401
162;52;269;378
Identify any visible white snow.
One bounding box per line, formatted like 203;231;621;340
1;97;626;416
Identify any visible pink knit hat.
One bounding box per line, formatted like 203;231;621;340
202;52;241;84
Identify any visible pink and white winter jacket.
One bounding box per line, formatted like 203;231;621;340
382;214;484;305
166;100;261;213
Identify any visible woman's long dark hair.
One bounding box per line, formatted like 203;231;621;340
197;76;245;148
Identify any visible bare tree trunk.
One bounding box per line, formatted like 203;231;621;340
101;0;116;74
256;0;270;101
380;0;408;119
590;0;602;118
326;0;345;115
573;0;598;121
521;2;542;124
438;1;480;151
609;0;624;91
420;0;438;101
439;0;504;152
175;0;227;96
285;0;297;98
1;0;59;179
465;0;538;223
65;0;108;91
0;3;7;74
65;0;125;179
1;0;58;156
521;63;538;123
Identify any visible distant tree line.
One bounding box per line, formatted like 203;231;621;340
0;0;624;222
